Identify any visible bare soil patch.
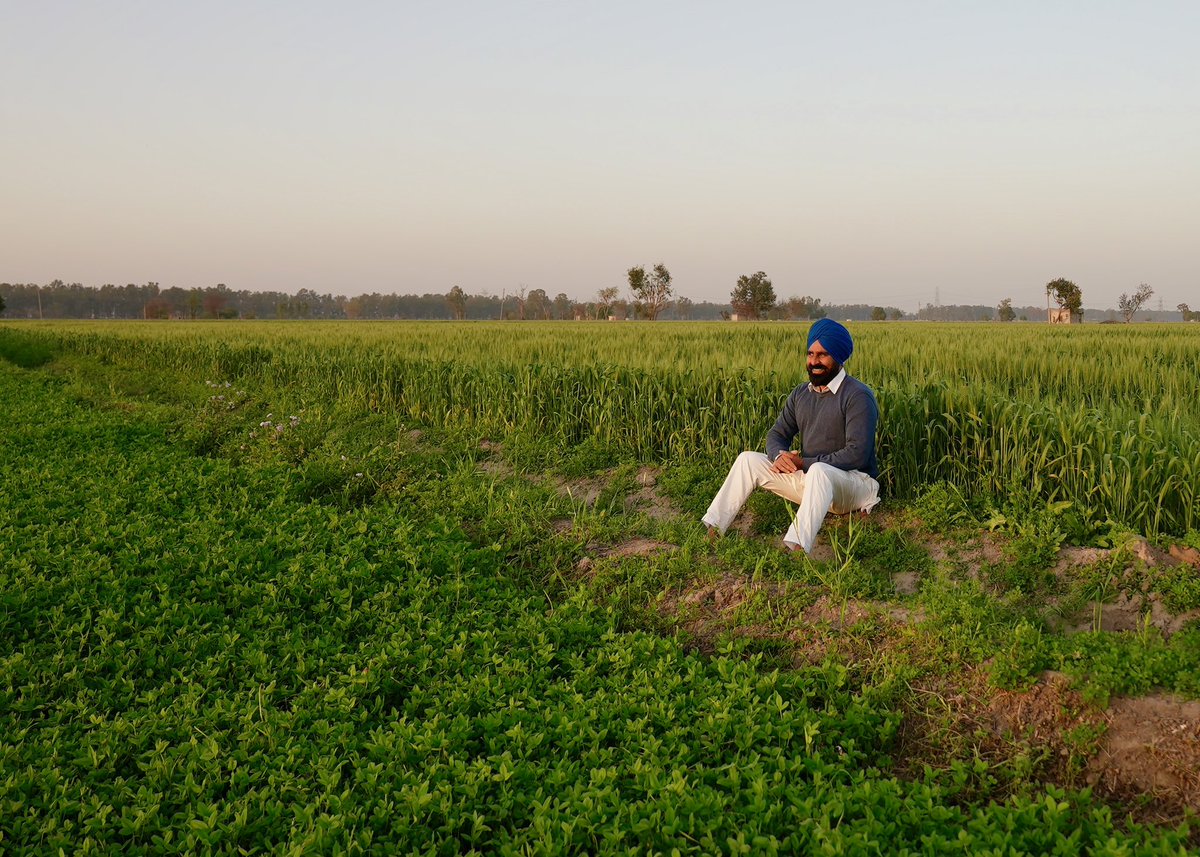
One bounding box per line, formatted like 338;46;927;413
926;532;1006;569
1097;694;1200;811
893;668;1200;827
985;671;1103;761
1169;544;1200;567
657;570;902;664
658;574;806;656
986;673;1200;816
1054;591;1200;637
555;475;606;506
598;537;675;559
1130;538;1172;567
479;458;513;477
628;484;682;522
575;538;677;574
892;571;921;596
1051;546;1110;574
669;573;768;614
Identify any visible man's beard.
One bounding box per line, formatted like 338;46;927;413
807;362;840;387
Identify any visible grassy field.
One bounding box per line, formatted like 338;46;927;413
2;320;1198;853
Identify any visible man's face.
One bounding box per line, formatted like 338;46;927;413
807;341;840;387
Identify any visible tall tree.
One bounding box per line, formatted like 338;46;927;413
1045;277;1082;318
514;285;527;320
997;298;1016;322
596;286;618;319
1117;283;1153;323
730;272;776;319
446;285;467;320
627;263;673;320
553;292;572;320
526;288;551;320
1179;303;1199;322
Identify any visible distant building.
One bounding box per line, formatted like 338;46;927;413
1048;308;1081;324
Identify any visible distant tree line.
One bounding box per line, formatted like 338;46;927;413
918;303;1017;322
0;280;903;322
5;279;1188;323
0;281;354;320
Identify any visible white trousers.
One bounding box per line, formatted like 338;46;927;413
701;452;880;554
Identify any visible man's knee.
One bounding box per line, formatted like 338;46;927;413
726;451;774;489
805;462;837;483
806;462;876;513
733;450;770;472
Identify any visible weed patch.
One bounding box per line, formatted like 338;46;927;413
0;328;56;368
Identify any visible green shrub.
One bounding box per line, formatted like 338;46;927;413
0;328;55;368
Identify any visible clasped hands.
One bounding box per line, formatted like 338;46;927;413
770;451;804;474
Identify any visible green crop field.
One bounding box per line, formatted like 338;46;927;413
2;320;1198;854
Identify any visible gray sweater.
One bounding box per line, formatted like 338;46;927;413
765;375;879;478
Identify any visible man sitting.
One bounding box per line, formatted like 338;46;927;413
702;318;880;554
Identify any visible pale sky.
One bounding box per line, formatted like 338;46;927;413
3;1;1198;311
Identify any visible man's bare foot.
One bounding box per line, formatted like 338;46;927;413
705;526;719;543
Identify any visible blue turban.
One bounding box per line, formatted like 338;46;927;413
807;318;853;365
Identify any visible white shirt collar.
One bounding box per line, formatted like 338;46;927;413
809;366;847;394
